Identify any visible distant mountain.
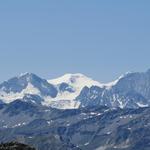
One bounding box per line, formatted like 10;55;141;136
48;73;102;109
0;73;57;103
0;70;150;109
77;70;150;109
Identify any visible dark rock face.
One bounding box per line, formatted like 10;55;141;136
58;82;74;93
0;142;35;150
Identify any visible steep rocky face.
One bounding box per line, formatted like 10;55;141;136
77;70;150;109
112;70;150;99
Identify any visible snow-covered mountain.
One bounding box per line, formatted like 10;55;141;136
0;73;57;103
0;70;150;109
77;70;150;109
0;73;103;109
48;73;102;100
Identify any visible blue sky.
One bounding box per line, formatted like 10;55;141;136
0;1;150;83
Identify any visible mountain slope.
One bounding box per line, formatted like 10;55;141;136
0;101;150;150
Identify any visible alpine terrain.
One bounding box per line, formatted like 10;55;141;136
0;70;150;150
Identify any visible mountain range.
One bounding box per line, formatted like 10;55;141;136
0;70;150;109
0;69;150;150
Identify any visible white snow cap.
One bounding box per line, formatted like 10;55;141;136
48;73;102;88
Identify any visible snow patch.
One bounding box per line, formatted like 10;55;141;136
136;102;148;108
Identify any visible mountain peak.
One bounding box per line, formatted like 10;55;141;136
18;72;39;79
103;71;133;89
47;73;102;103
19;72;32;77
0;73;57;103
62;73;85;77
48;73;101;87
16;73;47;85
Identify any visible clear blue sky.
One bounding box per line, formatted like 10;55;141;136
0;0;150;83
